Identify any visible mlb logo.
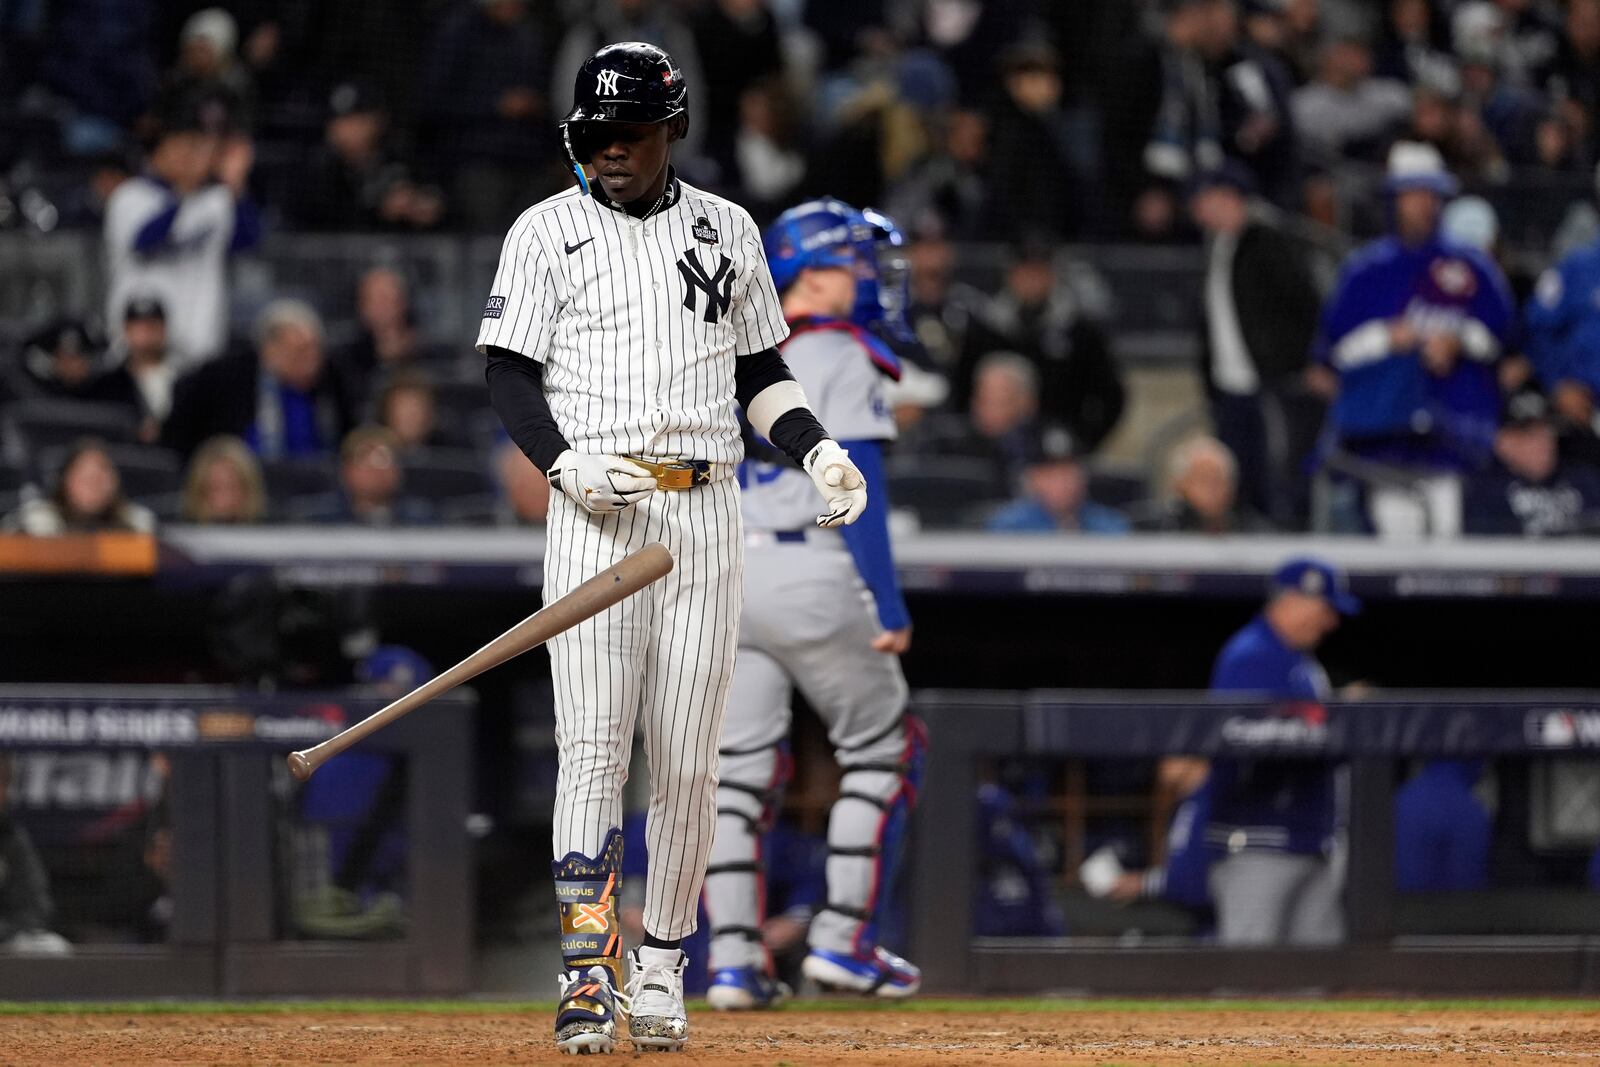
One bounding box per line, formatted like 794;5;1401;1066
483;295;507;320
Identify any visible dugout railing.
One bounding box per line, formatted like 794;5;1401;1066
906;691;1600;995
0;685;474;998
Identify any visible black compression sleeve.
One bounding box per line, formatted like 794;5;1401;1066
485;347;570;473
732;346;796;410
734;348;829;465
768;408;829;468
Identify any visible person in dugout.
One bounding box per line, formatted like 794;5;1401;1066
1204;557;1360;946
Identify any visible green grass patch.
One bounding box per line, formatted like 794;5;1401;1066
0;997;1594;1016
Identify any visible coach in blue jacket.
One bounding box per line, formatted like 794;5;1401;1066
1206;557;1359;946
1315;142;1515;536
1526;217;1600;439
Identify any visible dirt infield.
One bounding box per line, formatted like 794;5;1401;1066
3;1001;1598;1066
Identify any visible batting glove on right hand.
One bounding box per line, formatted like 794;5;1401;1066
803;439;868;528
547;450;658;513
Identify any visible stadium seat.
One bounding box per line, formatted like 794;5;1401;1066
400;448;495;502
895;411;978;457
0;462;33;519
261;456;340;518
1087;463;1149;509
0;462;33;496
886;455;1009;530
1;398;139;460
438;494;505;527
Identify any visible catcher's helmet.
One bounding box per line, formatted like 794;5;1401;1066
763;198;871;294
852;207;916;343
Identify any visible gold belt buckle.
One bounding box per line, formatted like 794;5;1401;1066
626;456;708;491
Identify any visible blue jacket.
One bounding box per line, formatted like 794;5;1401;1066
1526;239;1600;395
986;498;1131;535
1206;615;1336;857
1317;234;1514;471
1394;759;1489;893
973;784;1067;936
1142;780;1214;909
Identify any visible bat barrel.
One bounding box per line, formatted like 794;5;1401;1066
283;541;673;781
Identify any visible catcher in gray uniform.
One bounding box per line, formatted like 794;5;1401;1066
701;198;926;1009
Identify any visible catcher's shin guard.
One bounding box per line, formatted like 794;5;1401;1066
702;740;791;972
812;715;928;955
552;827;626;990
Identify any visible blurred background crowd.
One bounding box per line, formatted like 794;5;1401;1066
8;0;1600;540
5;0;1600;975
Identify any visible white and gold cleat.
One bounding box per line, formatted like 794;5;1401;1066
624;947;689;1052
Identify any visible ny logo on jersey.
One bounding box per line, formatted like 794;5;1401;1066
678;249;734;325
596;69;622;96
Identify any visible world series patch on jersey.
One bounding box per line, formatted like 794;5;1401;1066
475;177;788;466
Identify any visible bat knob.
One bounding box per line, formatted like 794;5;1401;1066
287;751;314;782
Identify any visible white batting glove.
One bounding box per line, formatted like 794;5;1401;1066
803;439;868;528
547;450;657;513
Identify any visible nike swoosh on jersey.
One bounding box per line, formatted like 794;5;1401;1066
565;238;596;255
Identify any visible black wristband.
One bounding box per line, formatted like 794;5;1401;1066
768;408;829;468
485;348;571;473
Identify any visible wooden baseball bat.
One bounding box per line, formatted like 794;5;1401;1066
287;541;673;782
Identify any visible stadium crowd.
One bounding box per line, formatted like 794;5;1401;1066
5;0;1600;536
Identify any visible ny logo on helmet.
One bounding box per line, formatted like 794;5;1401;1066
678;249;734;325
596;69;622;96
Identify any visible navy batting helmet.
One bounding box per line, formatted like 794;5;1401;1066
561;42;688;180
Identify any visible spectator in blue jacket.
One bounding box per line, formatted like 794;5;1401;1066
1526;203;1600;445
1205;556;1360;946
987;425;1131;535
1394;759;1490;893
1315;142;1516;537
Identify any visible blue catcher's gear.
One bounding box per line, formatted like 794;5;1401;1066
706;965;789;1011
851;207;915;344
807;715;927;967
801;944;921;998
763;197;869;294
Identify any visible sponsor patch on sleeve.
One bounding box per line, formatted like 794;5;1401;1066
483;295;507;320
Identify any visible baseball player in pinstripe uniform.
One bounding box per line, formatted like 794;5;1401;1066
477;43;869;1055
701;199;926;1010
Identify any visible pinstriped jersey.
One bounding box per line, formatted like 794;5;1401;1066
476;178;789;465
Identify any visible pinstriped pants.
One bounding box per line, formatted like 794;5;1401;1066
545;477;743;940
